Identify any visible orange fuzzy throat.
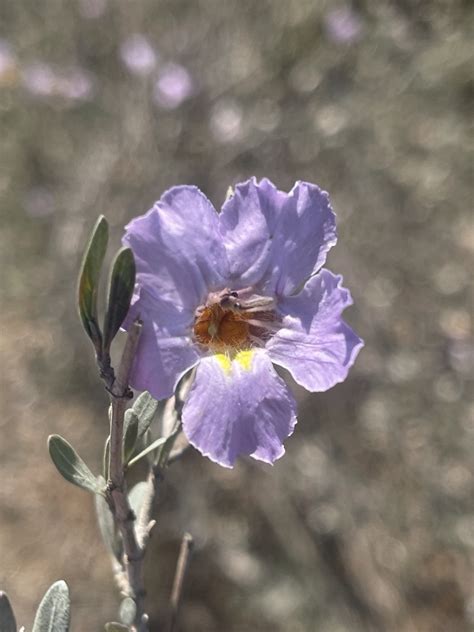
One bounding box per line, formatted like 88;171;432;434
194;304;250;351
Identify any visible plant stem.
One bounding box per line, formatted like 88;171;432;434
106;323;195;631
106;320;148;632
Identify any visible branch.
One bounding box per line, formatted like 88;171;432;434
107;332;194;631
106;320;148;632
134;371;195;549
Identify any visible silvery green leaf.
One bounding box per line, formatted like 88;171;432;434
103;247;136;353
103;435;110;480
128;481;149;521
104;623;129;631
0;591;16;632
77;215;108;353
32;580;70;632
123;415;138;463
119;597;136;626
95;482;122;561
127;437;167;468
48;435;103;495
141;429;154;465
126;391;160;439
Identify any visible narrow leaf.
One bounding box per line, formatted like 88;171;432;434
95;482;122;561
123;415;138;463
48;435;103;495
32;580;70;632
103;247;136;352
103;435;110;480
104;623;129;632
119;597;136;626
0;592;16;632
127;391;160;439
126;437;167;468
77;215;108;351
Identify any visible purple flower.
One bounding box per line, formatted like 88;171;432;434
55;67;94;101
78;0;107;20
324;7;362;44
21;62;56;96
119;34;158;76
210;98;243;143
123;179;363;467
153;63;194;109
21;63;94;102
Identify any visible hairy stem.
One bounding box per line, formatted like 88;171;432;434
105;324;195;631
106;320;148;632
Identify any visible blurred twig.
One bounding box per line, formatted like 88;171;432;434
167;533;194;632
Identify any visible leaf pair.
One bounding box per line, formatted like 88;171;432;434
77;216;135;360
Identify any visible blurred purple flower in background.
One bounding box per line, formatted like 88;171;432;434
23;187;56;219
153;62;194;109
21;62;94;102
77;0;107;20
119;34;158;76
210;98;243;143
123;179;363;467
324;6;362;44
21;62;56;97
55;67;94;101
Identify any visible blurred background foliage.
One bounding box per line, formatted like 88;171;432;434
0;1;473;630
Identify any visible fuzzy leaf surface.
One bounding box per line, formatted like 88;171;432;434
103;247;136;352
48;435;102;495
77;215;108;351
32;580;70;632
0;592;16;632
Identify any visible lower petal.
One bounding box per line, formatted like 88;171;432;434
267;270;363;392
182;350;297;467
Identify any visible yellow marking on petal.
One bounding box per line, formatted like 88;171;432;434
215;353;232;374
235;349;254;371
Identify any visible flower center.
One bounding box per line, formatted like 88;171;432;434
193;288;278;353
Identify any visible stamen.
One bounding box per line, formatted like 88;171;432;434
248;334;266;347
239;296;276;310
193;289;281;353
244;318;281;332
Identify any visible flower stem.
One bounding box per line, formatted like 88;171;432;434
106;319;148;632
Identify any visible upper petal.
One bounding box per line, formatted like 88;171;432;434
182;350;297;467
219;177;286;288
219;178;337;297
123;185;229;314
266;181;337;296
266;269;363;392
